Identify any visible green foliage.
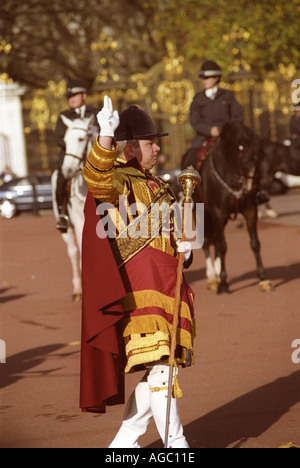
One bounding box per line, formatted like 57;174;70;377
137;0;300;77
0;0;299;89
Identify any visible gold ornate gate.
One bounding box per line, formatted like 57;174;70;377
20;41;299;173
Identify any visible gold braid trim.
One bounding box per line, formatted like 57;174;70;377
88;137;118;167
124;331;170;373
150;387;169;393
83;139;119;203
121;290;196;339
110;186;174;268
121;288;195;373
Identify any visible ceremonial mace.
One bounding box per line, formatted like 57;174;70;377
164;166;201;449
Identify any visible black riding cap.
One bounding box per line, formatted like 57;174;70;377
114;106;169;141
199;60;222;78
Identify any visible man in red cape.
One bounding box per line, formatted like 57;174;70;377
80;96;196;448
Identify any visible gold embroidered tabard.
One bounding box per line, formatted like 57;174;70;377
83;139;195;373
83;138;180;266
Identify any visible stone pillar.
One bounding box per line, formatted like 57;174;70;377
0;82;28;177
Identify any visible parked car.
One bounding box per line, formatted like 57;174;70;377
0;174;53;219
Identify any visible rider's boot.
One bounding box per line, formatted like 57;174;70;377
55;170;69;233
256;191;270;205
56;206;69;233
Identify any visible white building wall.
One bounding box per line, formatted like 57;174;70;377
0;82;28;177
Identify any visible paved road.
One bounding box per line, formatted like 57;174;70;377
0;190;300;448
259;188;300;227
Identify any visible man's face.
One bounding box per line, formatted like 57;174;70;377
202;76;219;90
68;93;87;109
134;139;161;170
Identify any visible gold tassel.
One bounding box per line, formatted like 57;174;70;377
172;363;183;399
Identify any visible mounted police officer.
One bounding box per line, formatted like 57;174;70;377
190;60;269;204
190;60;244;149
54;79;99;232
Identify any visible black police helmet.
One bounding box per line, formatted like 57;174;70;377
199;60;222;78
66;79;88;98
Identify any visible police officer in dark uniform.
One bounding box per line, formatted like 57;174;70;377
190;60;269;204
190;60;244;149
54;79;99;232
290;104;300;160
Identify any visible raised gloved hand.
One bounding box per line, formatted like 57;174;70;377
97;95;120;138
176;240;192;262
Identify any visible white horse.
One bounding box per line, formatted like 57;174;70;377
52;114;97;301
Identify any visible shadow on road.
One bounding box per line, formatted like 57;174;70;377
146;370;300;448
184;263;300;293
230;263;300;291
0;286;28;305
0;344;76;389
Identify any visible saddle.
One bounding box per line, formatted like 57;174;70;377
196;138;214;171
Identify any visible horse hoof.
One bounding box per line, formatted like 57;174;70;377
265;208;278;219
259;280;274;292
207;280;218;291
217;283;230;295
72;293;82;302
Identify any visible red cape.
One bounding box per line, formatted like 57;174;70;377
80;192;126;413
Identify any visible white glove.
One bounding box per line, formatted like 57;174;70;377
97;95;120;138
176;240;192;262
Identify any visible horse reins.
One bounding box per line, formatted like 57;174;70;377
210;146;256;219
64;126;93;163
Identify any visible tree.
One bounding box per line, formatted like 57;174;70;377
137;0;300;77
0;0;299;91
0;0;163;89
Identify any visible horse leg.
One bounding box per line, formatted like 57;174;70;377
62;229;82;301
215;240;229;294
213;216;229;294
203;242;218;291
243;205;273;292
201;208;219;291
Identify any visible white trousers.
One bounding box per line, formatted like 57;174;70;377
109;362;189;449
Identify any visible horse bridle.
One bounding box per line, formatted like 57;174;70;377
64;126;93;163
210;144;257;218
210;154;244;200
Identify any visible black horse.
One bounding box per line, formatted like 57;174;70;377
260;139;300;191
182;121;273;294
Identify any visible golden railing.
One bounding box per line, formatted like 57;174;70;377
19;41;299;172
